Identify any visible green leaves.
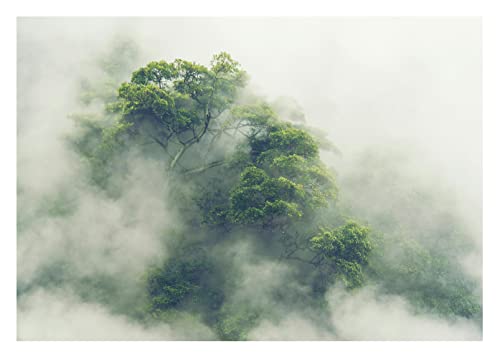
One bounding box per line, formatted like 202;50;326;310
310;221;372;288
131;60;176;87
101;52;248;173
210;51;248;86
64;47;482;340
367;233;482;319
311;221;372;264
223;119;337;226
215;305;260;341
146;248;212;312
268;125;319;159
228;166;305;224
117;82;199;133
228;102;276;130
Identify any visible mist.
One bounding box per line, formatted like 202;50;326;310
17;17;481;340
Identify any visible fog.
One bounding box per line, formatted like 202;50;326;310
250;286;482;341
17;17;482;340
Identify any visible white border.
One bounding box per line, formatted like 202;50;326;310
3;0;493;16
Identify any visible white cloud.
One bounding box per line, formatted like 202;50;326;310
327;286;482;341
17;288;215;341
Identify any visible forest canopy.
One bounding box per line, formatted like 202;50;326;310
18;41;482;341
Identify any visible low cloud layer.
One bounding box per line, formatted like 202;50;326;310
18;157;175;285
327;286;482;341
18;288;214;340
249;286;482;341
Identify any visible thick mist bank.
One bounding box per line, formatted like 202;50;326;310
17;17;482;340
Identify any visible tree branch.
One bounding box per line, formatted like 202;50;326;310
148;134;167;151
181;159;226;176
169;143;190;170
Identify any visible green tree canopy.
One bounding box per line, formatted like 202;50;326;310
108;52;247;172
63;47;480;340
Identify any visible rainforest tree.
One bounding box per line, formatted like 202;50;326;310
66;47;480;340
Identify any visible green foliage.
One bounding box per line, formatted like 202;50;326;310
266;125;319;159
215;305;260;341
196;103;337;229
339;150;482;320
58;48;482;340
215;120;337;226
249;123;318;163
110;52;247;158
367;233;481;319
310;221;372;288
146;247;213;313
228;166;304;224
229;102;277;128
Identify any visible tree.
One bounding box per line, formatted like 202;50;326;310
107;52;247;174
200;104;338;228
21;37;480;341
309;221;372;288
72;50;377;340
